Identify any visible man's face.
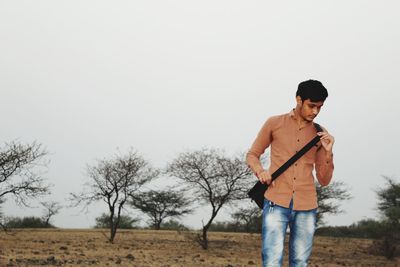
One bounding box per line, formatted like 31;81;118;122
298;98;324;122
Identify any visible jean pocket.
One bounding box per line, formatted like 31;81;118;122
263;199;276;213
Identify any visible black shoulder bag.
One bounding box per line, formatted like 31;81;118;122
247;123;324;209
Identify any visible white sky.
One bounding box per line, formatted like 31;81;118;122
1;0;399;229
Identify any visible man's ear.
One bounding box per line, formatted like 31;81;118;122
296;96;303;106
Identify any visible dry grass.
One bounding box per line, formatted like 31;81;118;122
0;229;399;266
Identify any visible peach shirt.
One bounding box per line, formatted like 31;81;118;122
246;109;334;210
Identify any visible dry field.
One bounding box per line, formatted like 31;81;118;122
0;229;398;267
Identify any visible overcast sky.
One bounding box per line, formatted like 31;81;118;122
1;1;399;229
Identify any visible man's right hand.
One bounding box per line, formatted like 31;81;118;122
258;170;275;187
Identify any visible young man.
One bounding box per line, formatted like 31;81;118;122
246;80;335;267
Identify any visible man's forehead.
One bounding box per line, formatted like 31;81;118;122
305;99;324;106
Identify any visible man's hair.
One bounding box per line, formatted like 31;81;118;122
296;80;328;102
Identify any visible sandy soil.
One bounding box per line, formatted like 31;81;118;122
0;229;398;266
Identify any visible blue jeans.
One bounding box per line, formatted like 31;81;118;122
262;198;317;267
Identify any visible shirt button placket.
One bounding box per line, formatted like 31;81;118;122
293;130;300;201
293;177;296;196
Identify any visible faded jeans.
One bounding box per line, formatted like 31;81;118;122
261;198;317;267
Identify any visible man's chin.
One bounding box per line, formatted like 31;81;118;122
306;117;315;122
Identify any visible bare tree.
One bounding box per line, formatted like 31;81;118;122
130;189;192;230
316;180;352;226
0;198;5;230
375;176;400;259
70;149;157;243
166;148;253;249
376;176;400;225
0;141;49;206
40;201;62;227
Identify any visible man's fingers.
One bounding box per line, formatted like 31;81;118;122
263;178;271;185
259;171;272;185
319;133;332;141
259;176;274;186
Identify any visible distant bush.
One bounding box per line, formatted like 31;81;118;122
3;216;54;228
208;221;237;232
93;213;139;229
159;219;190;231
208;220;262;233
315;219;384;239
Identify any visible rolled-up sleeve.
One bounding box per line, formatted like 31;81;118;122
246;117;275;177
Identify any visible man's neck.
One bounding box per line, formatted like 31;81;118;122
293;108;311;128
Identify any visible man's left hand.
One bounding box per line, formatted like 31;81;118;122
317;131;335;152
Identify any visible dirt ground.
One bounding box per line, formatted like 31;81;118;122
0;229;398;267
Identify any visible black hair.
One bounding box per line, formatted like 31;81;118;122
296;80;328;102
